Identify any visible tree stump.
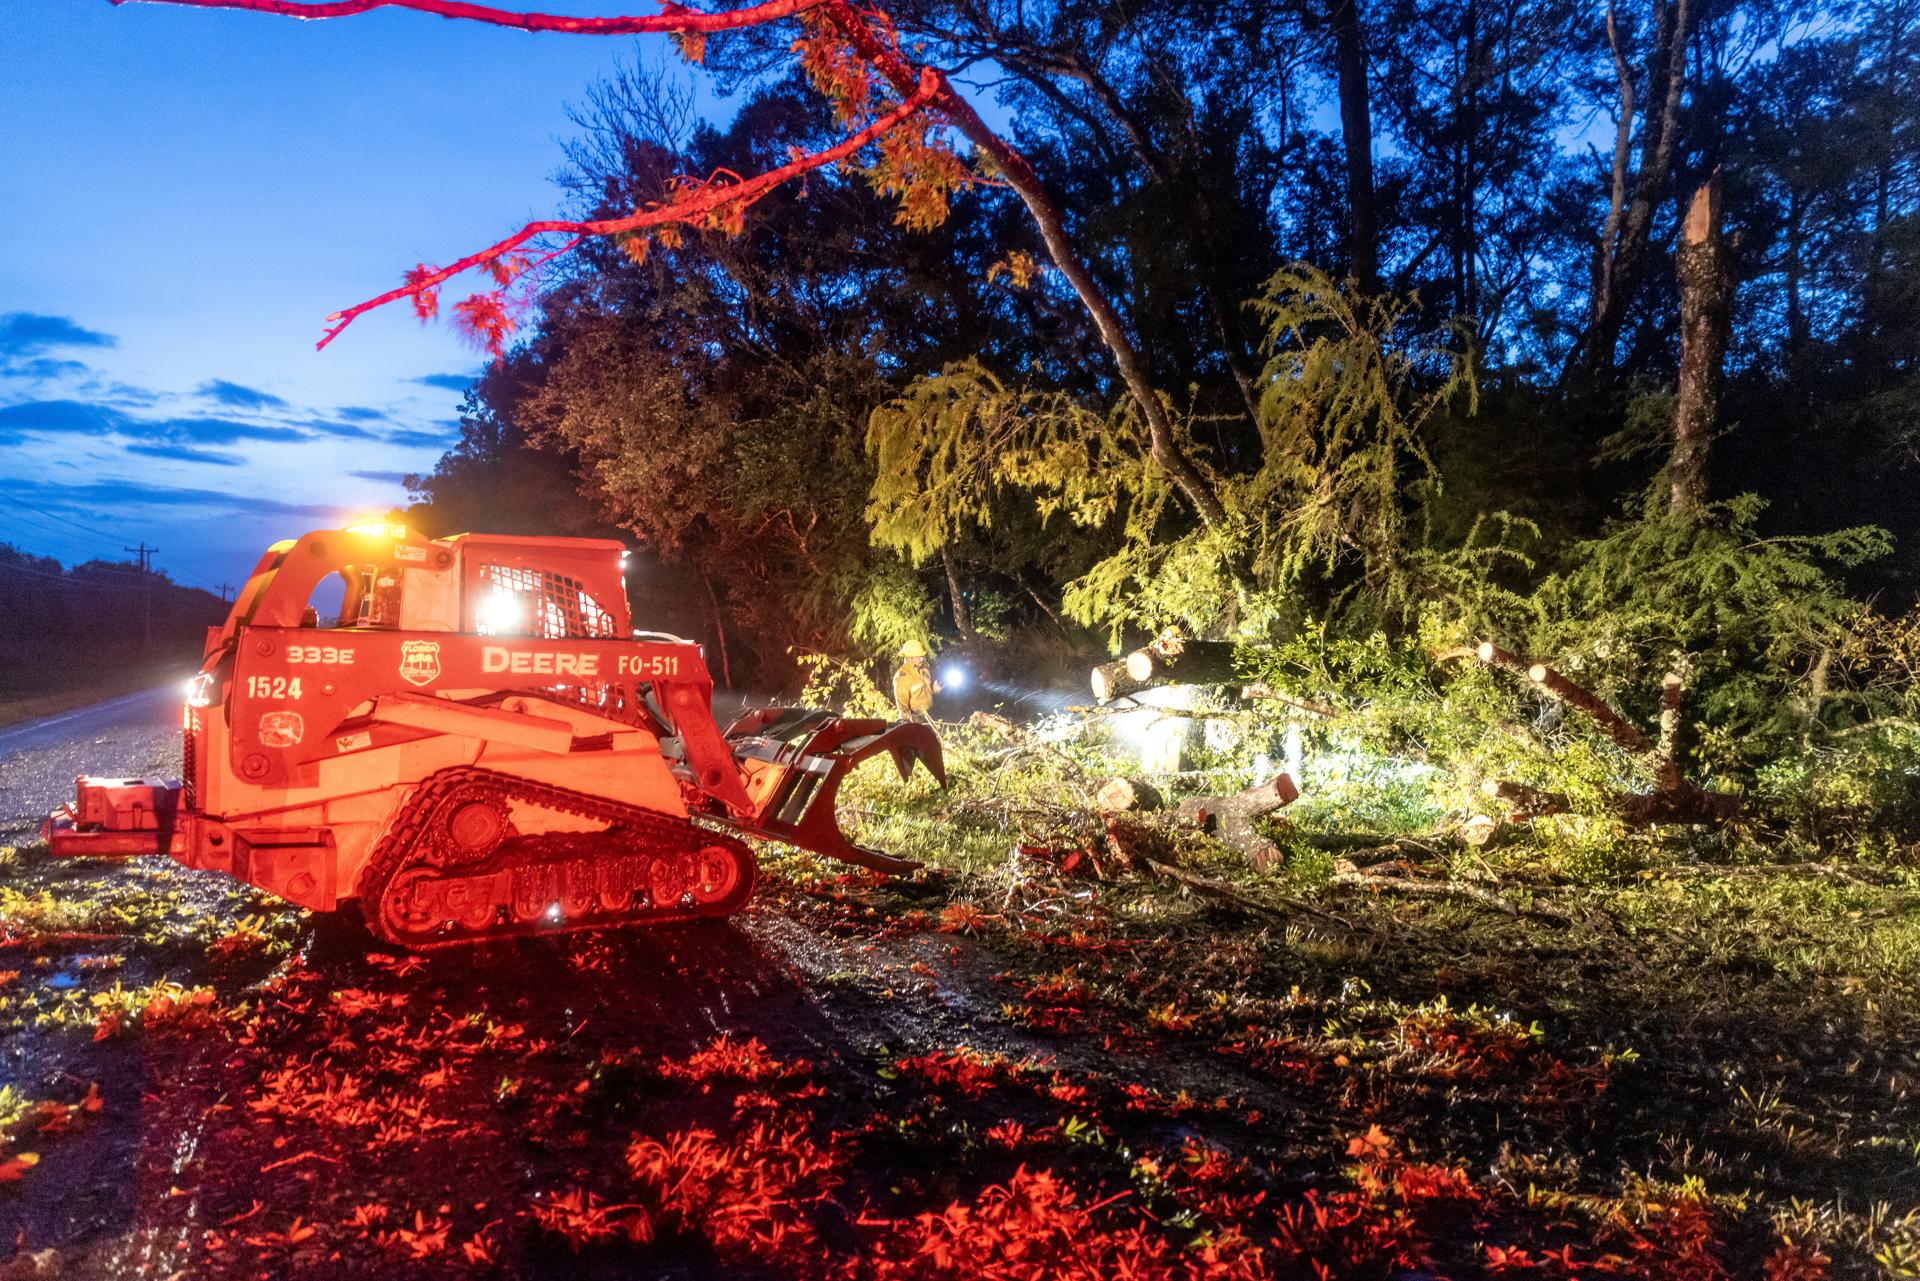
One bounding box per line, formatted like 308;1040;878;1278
1095;777;1166;813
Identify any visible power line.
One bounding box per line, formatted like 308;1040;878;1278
0;522;227;592
4;495;130;544
0;510;128;563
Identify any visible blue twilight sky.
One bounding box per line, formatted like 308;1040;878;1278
0;1;717;591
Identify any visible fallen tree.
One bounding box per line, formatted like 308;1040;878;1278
1094;777;1165;813
1436;640;1744;828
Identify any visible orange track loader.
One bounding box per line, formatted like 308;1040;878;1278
43;526;942;948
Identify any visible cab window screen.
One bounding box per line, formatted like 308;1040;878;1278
475;564;616;640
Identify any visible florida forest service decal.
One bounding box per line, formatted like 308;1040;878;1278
398;639;442;687
257;709;306;749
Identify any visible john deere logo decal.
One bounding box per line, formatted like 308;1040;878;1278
257;710;305;749
399;640;442;687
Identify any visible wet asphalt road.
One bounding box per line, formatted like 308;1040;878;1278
0;687;182;843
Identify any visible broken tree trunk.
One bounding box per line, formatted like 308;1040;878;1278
1439;641;1654;754
1095;777;1166;813
1175;774;1300;872
1239;681;1340;719
1672;170;1728;514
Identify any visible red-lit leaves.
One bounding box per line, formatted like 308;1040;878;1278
21;854;1826;1281
659;1032;812;1086
529;1186;649;1249
627;1122;843;1254
91;980;224;1041
129;0;981;354
403;263;441;321
0;1082;105;1190
858;1167;1251;1281
893;1045;1010;1097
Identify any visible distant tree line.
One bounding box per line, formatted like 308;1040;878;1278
0;545;225;695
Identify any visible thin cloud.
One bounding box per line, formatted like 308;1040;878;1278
16;479;339;519
0;401;309;444
350;469;414;484
0;313;116;356
0;357;92;381
336;406;385;421
384;427;456;448
0;400;117;433
148;415;309;445
196;379;289;411
412;372;476;392
127;443;246;467
307;419;380;439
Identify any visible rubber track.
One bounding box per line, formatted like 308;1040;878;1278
357;765;754;949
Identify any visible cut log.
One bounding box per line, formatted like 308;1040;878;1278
1522;661;1655;755
1175;773;1300;872
1124;639;1241;688
1091;659;1147;704
1437;641;1656;756
1457;814;1506;848
967;710;1018;739
1095;777;1165;813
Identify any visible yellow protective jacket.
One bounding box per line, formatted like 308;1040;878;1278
892;661;934;716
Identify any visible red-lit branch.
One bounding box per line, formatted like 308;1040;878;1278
316;70;938;349
111;0;822;35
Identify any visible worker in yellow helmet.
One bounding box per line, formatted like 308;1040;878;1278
892;639;941;723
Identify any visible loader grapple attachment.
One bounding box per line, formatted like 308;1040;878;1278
41;525;944;949
720;709;946;874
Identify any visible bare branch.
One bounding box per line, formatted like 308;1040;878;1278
113;0;824;34
316;71;940;348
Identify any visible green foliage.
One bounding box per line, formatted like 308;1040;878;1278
1248;267;1474;601
1239;618;1641;836
796;651;896;719
866;268;1477;646
1756;725;1920;852
968;586;1015;641
1520;491;1889;775
865;357;1164;563
841;555;936;660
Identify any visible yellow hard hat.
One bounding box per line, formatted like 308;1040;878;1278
898;639;927;659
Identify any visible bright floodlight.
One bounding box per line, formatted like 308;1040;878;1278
480;591;522;634
941;665;967;690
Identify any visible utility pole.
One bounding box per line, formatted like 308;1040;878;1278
125;542;156;651
217;582;232;605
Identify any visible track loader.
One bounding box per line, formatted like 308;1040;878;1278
43;526;942;948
